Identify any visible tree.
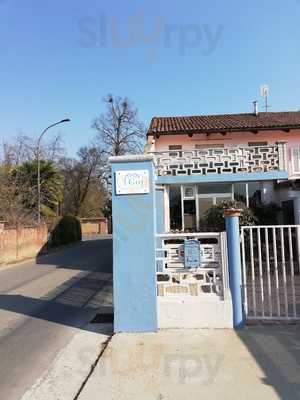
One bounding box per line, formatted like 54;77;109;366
92;95;145;222
92;95;146;157
0;134;65;226
1;133;33;166
101;198;112;219
0;165;36;226
14;160;64;218
61;146;107;217
0;132;65;166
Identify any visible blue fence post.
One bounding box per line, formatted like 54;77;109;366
110;155;158;333
224;209;244;328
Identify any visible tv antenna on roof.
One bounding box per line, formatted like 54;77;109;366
260;84;270;112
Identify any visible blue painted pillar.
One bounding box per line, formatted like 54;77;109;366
224;209;244;328
110;155;157;332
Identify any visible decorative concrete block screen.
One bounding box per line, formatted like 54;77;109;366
153;143;286;176
156;232;229;299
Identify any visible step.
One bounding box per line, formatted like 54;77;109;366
158;296;233;329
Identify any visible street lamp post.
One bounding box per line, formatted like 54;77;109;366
37;119;70;224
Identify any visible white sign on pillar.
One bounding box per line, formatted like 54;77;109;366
115;170;150;195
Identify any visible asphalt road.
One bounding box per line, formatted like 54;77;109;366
0;235;112;400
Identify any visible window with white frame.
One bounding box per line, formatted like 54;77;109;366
184;186;195;199
168;184;234;232
291;148;300;174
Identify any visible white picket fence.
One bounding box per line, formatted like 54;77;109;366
241;225;300;321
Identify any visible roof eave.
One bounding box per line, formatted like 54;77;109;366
147;125;300;137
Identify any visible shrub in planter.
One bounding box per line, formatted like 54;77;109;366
50;215;82;248
201;200;256;232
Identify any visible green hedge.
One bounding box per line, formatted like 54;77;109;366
50;215;82;248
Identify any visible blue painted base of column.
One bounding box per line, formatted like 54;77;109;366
225;214;245;329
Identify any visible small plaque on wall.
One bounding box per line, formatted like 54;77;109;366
184;239;201;268
115;170;150;195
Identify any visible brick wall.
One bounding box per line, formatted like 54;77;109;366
0;224;48;265
81;218;108;236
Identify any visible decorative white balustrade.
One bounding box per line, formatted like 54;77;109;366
156;232;229;299
152;143;286;176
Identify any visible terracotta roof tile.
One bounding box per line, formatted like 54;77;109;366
148;111;300;136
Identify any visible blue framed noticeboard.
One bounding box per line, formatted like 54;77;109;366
184;239;201;268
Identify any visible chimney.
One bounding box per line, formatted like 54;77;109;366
253;101;259;116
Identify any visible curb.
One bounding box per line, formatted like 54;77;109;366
21;323;114;400
73;332;113;400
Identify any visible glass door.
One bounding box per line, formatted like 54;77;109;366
182;186;196;231
197;195;231;228
169;184;234;232
198;197;214;222
183;199;196;230
169;186;182;230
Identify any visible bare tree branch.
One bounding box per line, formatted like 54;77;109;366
92;95;146;157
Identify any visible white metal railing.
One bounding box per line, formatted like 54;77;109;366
152;143;286;176
156;232;229;299
241;225;300;321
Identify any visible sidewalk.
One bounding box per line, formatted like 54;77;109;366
20;275;113;400
77;325;300;400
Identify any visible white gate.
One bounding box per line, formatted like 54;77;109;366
155;232;232;328
241;225;300;321
156;232;229;299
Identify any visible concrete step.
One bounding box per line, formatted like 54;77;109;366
158;295;233;329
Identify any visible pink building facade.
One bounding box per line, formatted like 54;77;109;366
145;111;300;230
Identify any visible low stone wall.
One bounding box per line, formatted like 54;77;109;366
0;225;48;265
81;218;108;236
